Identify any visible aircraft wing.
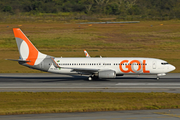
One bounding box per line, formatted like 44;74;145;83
60;66;114;75
61;67;99;74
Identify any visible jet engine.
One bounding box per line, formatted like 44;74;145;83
98;70;116;79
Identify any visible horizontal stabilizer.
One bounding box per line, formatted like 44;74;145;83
6;59;30;62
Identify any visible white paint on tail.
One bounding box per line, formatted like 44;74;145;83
34;52;47;65
20;41;29;60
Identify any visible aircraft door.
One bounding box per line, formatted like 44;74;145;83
152;61;156;69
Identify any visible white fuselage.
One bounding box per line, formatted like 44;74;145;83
48;57;175;75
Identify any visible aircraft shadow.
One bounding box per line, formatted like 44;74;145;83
0;76;88;82
0;75;173;83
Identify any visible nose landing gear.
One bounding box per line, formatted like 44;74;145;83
156;73;166;80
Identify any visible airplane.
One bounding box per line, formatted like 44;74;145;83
84;50;90;58
9;28;176;81
84;50;102;58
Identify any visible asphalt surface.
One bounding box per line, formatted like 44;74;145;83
0;73;180;120
0;73;180;92
1;109;180;120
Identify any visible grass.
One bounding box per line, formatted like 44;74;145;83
0;92;179;115
1;20;180;72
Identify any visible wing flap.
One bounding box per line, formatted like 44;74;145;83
60;67;113;74
61;67;99;74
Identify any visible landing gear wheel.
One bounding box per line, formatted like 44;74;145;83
88;77;92;81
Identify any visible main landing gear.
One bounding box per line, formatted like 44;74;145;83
88;76;92;81
88;75;98;81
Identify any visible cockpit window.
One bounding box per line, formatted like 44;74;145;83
161;62;169;65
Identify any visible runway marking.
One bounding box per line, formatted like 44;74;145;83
116;83;180;85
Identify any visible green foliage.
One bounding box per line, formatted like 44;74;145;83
3;6;12;12
0;0;180;18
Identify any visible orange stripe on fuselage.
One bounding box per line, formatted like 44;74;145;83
13;28;38;66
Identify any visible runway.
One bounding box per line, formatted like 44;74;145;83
0;73;180;120
1;109;180;120
0;73;180;92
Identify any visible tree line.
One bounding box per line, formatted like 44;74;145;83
1;0;180;18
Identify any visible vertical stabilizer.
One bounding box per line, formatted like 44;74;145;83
13;28;46;66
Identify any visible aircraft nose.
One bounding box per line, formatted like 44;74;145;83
170;65;176;71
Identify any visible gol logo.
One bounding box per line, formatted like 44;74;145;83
119;60;150;73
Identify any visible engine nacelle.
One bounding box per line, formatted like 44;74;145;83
98;70;116;79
